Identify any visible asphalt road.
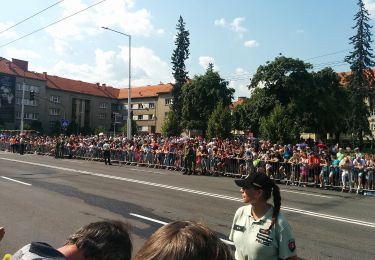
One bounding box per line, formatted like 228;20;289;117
0;151;374;259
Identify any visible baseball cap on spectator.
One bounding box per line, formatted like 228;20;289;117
234;173;274;191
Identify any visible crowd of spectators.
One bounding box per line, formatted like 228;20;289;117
0;132;374;194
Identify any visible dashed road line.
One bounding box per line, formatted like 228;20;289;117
130;212;235;246
1;176;32;186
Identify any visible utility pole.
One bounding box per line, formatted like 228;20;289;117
20;80;26;135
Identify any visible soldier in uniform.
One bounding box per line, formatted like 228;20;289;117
183;141;194;175
103;140;112;165
230;173;297;260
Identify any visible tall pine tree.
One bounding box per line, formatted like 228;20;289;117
345;0;375;146
171;16;190;132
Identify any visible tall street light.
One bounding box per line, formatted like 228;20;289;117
102;26;132;139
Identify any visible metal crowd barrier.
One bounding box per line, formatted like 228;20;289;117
0;141;373;194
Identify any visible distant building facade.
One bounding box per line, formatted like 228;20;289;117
0;57;172;135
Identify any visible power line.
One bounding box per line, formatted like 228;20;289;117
304;49;350;61
0;0;65;35
0;0;107;48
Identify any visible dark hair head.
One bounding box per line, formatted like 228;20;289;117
66;220;132;260
134;221;233;260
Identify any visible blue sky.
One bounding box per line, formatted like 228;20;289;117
0;0;374;99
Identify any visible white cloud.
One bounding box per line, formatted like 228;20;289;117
119;45;172;86
230;17;247;33
214;18;226;27
198;56;219;71
244;40;259;48
52;46;172;88
228;68;251;99
364;0;375;18
53;39;73;56
156;29;165;35
46;0;161;44
0;22;18;39
4;47;41;60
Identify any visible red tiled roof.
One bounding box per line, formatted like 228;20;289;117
34;72;119;99
0;57;173;99
338;69;375;85
0;57;44;80
230;97;247;109
118;83;173;99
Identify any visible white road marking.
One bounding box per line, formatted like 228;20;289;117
130;213;168;225
1;176;32;186
280;189;332;198
1;157;375;228
130;213;235;246
131;168;165;174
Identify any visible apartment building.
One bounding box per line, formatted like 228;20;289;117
118;83;173;133
0;57;172;135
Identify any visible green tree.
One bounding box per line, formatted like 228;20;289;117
259;103;300;144
171;15;190;129
120;119;138;137
344;0;375;146
162;111;181;137
249;57;313;133
66;121;79;135
311;68;351;140
182;64;234;136
23;122;32;131
207;101;232;139
51;120;62;136
29;121;43;133
245;57;351;140
94;125;107;135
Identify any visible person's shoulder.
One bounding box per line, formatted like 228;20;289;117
276;212;292;230
12;242;66;260
234;205;250;217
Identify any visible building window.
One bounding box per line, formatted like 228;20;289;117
137;115;143;120
138;103;143;109
149;103;155;109
16;83;40;93
16;112;38;120
165;98;172;105
123;104;128;110
99;103;107;109
371;123;375;131
50;95;60;103
147;114;154;120
98;113;106;119
16;98;37;106
49;108;60;116
50;121;57;128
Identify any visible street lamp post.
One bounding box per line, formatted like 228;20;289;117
102;26;132;140
20;80;26;135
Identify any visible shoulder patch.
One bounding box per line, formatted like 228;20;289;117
288;239;296;252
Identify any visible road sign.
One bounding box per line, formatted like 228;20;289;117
61;119;69;129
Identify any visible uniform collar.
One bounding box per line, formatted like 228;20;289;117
247;205;273;223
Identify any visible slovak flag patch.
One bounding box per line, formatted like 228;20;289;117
288;239;296;252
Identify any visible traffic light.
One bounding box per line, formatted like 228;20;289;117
30;90;35;101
